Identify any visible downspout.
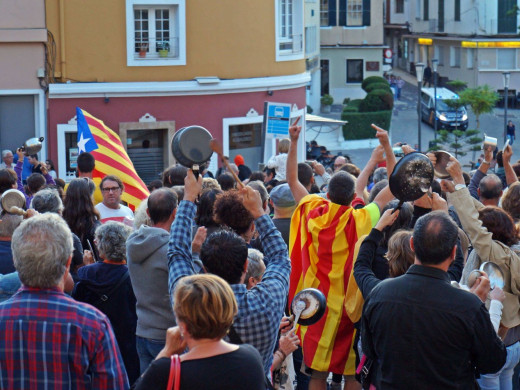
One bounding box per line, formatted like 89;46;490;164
59;0;66;81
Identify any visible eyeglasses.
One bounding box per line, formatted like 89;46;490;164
101;186;121;193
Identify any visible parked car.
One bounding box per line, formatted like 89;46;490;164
420;87;468;130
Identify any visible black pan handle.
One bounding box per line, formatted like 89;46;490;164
392;200;404;214
192;164;200;180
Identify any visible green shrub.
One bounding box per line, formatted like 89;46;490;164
365;82;392;93
342;99;363;113
320;94;334;105
361;76;389;91
343;97;351;105
306;105;313;114
341;110;392;140
359;89;394;112
342;105;358;113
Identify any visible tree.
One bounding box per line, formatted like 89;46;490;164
459;85;499;131
446;80;467;93
430;129;482;159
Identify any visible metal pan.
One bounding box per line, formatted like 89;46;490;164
290;288;327;326
433;150;453;179
1;189;26;213
389;152;434;209
171;126;213;177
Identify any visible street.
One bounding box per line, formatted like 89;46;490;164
338;71;520;170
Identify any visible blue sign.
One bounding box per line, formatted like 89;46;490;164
266;103;291;138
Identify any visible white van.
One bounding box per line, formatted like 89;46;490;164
420;87;469;130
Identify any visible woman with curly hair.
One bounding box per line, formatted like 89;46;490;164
213;190;254;242
63;178;101;260
502;181;520;223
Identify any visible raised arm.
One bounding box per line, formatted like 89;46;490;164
287;121;308;204
355;146;382;200
372;124;396;176
503;144;518;186
167;169;202;300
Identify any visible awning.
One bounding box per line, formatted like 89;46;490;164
305;114;347;125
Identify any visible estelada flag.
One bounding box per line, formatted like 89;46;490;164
288;194;379;375
76;107;149;210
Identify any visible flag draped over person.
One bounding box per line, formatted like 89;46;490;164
76;107;149;210
288;194;375;375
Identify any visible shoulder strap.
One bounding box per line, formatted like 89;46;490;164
96;270;130;304
167;354;181;390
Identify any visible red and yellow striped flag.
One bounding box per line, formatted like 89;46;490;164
288;194;378;375
76;107;149;210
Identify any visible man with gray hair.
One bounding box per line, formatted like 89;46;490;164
0;213;129;389
0;150;13;170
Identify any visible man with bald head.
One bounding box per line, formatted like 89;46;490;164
478;174;503;206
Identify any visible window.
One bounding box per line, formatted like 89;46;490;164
396;0;404;13
346;0;363;26
346;59;363;83
415;0;421;19
497;49;516;70
320;0;330;26
466;48;474;69
454;0;460;21
434;45;444;65
450;46;461;67
126;0;186;67
423;0;429;21
276;0;304;61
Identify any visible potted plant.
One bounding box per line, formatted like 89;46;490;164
321;94;334;113
138;42;148;58
157;41;170;58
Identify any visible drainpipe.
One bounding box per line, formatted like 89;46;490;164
59;0;66;81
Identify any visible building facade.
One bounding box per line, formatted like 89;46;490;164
0;0;47;160
320;0;385;103
385;0;520;89
45;0;309;182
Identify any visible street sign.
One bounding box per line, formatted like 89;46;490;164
384;49;393;59
265;102;292;138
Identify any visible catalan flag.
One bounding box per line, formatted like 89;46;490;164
288;194;379;375
76;108;149;210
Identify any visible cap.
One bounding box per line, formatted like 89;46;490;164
270;183;296;208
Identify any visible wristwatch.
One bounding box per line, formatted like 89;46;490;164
481;160;491;165
455;184;467;191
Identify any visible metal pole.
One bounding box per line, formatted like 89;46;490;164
434;71;437;139
418;81;422;151
504;86;509;144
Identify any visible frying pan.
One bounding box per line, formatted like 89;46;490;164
433;150;453;179
290;288;327;326
389;152;434;210
171;126;213;178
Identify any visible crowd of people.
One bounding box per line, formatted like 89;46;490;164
0;121;519;390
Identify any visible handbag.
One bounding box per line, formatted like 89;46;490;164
167;354;181;390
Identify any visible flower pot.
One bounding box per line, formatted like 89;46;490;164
159;49;169;58
139;50;147;58
321;104;331;114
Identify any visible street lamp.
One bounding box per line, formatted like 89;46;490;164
503;72;511;144
432;59;439;140
415;62;425;151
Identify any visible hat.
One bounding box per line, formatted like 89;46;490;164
234;155;244;166
270;183;296;208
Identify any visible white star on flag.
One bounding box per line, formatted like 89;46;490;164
77;133;91;153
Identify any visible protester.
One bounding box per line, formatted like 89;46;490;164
72;221;139;384
168;171;290;377
15;148;55;206
63;178;101;261
0;150;14;170
66;152;103;204
0;213;22;274
45;159;57;179
0;168;16;194
267;138;290;181
216;172;236;191
269;183;296;246
361;211;506;389
162;165;188;187
213;190;255;243
234;154;252;181
287;122;394;390
126;188;178;373
245;248;265;290
96;175;134;223
134;274;266;390
0;213;129;388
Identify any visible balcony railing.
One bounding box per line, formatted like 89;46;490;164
135;37;180;59
279;34;303;54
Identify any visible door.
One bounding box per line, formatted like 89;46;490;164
321;59;329;96
126;129;166;184
228;122;263;173
0;96;35;153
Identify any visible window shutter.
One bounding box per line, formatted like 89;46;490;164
339;0;346;26
362;0;370;26
329;0;337;26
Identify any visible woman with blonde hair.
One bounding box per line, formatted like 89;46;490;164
267;138;291;181
134;274;265;389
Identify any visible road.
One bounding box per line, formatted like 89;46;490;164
340;76;519;170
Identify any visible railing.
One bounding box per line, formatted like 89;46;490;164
279;34;303;54
135;37;180;59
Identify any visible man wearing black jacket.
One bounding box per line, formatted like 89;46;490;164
361;211;506;389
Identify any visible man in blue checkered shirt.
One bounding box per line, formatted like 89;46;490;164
168;170;290;376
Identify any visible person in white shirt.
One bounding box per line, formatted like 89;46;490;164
96;175;134;224
0;150;14;170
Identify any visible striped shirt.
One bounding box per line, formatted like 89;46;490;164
0;286;129;389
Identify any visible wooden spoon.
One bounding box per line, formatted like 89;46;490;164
209;139;245;189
